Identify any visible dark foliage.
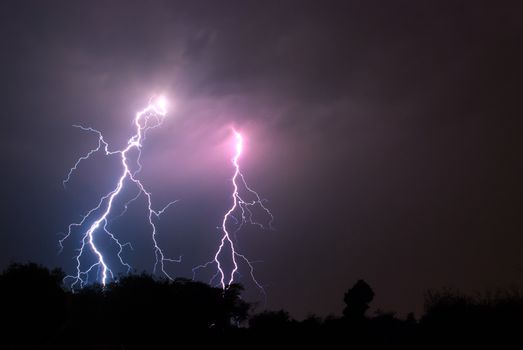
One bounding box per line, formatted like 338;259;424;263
420;288;523;347
0;263;66;348
1;263;522;349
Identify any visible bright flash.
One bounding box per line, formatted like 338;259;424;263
154;96;168;115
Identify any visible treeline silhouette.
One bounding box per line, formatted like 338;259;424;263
1;263;522;349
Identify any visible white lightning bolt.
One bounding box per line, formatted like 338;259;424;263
60;96;180;289
193;129;274;298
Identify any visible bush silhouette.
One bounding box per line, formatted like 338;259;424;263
249;309;293;331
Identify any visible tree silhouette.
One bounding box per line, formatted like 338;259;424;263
343;279;374;320
1;262;523;348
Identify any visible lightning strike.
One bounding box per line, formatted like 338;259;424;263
193;129;274;296
60;96;180;289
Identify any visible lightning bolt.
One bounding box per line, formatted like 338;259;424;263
59;96;180;289
193;129;274;296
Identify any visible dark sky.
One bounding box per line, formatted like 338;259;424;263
1;0;522;319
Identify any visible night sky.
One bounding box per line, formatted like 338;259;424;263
1;1;522;319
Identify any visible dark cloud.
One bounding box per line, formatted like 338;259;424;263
0;0;522;318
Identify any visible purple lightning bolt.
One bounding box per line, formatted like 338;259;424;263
59;96;180;289
193;129;274;295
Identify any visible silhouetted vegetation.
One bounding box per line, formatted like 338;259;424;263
1;263;522;348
